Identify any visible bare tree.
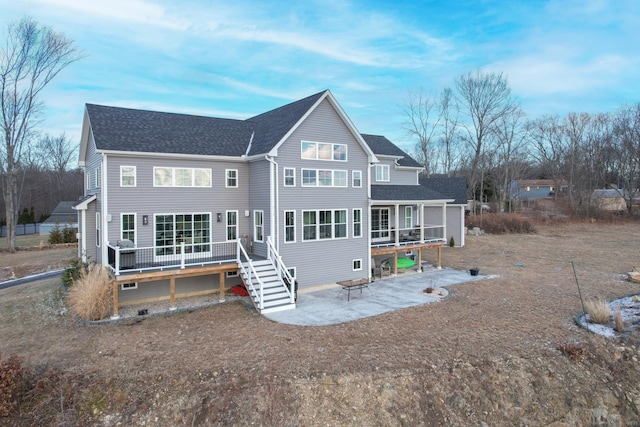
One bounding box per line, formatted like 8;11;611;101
38;133;78;197
527;115;566;200
493;107;527;211
403;89;441;176
456;70;516;199
609;103;640;214
0;17;82;251
436;87;460;176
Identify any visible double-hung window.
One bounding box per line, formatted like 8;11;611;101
285;211;295;243
284;168;295;187
226;169;238;188
120;166;136;187
254;210;263;242
375;164;389;182
121;213;136;243
353;209;362;238
352;170;362;188
226;211;238;241
404;206;412;229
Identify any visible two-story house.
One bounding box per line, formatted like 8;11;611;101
74;90;465;317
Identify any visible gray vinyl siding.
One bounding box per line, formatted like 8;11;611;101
105;155;250;248
374;158;419;185
274;98;370;287
81;133;102;262
446;205;465;247
85;202;98;262
248;159;271;258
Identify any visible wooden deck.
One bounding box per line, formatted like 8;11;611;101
371;241;443;275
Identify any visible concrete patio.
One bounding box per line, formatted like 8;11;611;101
264;267;490;326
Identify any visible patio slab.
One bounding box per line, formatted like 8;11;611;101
264;268;490;326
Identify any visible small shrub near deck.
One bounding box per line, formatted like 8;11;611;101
62;257;89;288
0;354;27;417
67;264;112;321
584;298;610;324
466;213;536;234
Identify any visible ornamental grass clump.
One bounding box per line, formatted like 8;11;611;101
584;298;610;324
67;264;112;321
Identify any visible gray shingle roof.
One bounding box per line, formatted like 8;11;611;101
420;177;468;204
86;104;253;156
371;185;449;201
246;90;327;156
361;134;422;168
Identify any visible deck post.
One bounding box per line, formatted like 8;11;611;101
437;246;442;269
111;281;120;319
417;248;422;272
169;277;176;310
393;251;398;275
219;272;225;302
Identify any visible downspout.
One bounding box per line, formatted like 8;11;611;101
101;153;108;264
265;156;279;250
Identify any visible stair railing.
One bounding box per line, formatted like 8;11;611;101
266;236;295;304
237;238;265;310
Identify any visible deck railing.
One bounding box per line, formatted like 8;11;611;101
106;241;237;275
371;225;445;248
266;236;295;304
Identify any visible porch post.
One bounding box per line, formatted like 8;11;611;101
393;251;399;275
442;202;447;242
111;281;120;319
219;272;225;302
417;248;422;272
419;203;424;242
394;204;400;246
437;246;442;269
169;277;176;310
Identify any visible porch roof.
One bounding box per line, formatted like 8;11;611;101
371;185;452;203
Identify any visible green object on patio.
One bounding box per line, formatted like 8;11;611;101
396;257;416;269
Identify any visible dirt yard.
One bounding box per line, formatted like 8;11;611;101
1;222;640;426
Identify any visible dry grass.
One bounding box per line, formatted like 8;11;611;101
66;264;112;321
466;213;536;234
614;310;625;332
584;298;610;324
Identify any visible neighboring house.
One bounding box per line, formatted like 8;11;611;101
508;180;567;199
591;189;628;211
40;201;78;236
74;90;464;317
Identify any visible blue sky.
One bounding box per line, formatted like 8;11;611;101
2;0;639;153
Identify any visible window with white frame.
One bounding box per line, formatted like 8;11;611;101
284;168;295;187
120;282;138;290
86;172;90;190
375;164;389;182
95;166;101;188
301;169;348;187
254;210;263;242
404;206;412;229
352;170;362;187
302;209;347;241
154;167;211;187
155;213;211;256
285;211;295;243
120;166;136;187
301;141;347;161
371;208;389;239
121;213;136;243
226;211;238;241
353;259;362;271
226;270;239;278
226;169;238;188
353;208;362;238
96;212;100;247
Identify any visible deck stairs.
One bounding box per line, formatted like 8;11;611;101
240;259;296;314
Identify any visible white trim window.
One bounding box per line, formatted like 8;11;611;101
96;212;100;247
285;210;295;243
301;141;347;161
302;209;347;241
254;210;264;242
86;172;90;190
226;169;238;188
121;213;136;243
371;208;390;239
226;270;239;278
120;282;138;290
154;167;211;187
404;206;412;229
284;168;295;187
353;259;362;271
120;166;136;187
95;166;101;188
352;170;362;188
302;169;348;187
375;164;389;182
226;211;238;241
353;208;362;238
154;213;211;256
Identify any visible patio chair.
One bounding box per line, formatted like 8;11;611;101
371;257;391;280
